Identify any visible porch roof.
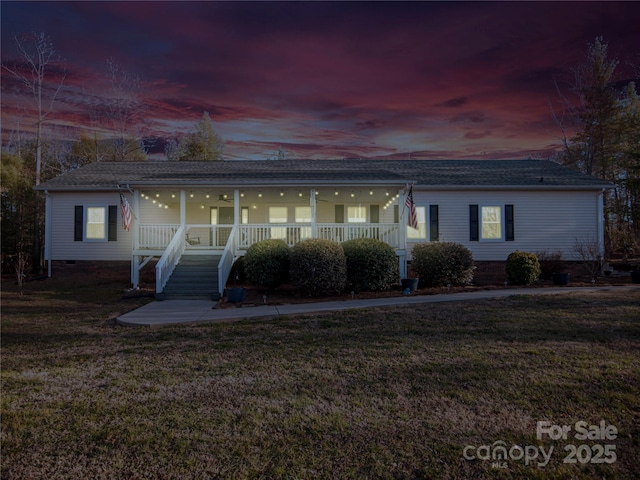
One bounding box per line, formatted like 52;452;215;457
36;159;612;191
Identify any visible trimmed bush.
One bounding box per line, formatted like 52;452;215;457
290;239;347;296
342;238;399;292
506;251;541;285
244;239;290;289
411;242;474;287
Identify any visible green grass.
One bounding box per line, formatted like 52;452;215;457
2;275;639;479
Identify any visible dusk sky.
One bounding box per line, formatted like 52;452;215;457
2;1;639;160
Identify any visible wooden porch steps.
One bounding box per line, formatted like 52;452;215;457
162;255;221;300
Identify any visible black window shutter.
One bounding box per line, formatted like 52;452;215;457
335;205;344;223
370;205;380;224
74;206;84;241
505;204;514;241
393;205;399;224
429;205;439;241
469;204;479;241
108;205;118;241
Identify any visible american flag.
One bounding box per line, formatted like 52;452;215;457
120;192;132;231
405;185;418;230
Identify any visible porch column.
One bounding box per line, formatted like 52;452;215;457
398;189;408;279
180;190;186;227
234;189;240;225
133;189;140;251
131;189;140;288
310;188;317;237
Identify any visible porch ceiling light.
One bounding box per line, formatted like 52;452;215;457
298;191;303;197
241;192;245;197
385;190;389;196
205;193;210;199
190;192;194;198
152;199;157;204
164;205;169;209
335;190;339;196
350;191;355;198
369;190;374;195
280;191;284;197
258;191;263;198
155;192;160;198
171;193;176;198
200;204;205;209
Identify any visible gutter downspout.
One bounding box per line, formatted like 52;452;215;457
598;189;605;259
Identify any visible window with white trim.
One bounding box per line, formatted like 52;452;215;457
347;206;367;223
86;206;107;240
407;206;427;239
295;206;312;239
269;206;288;240
481;206;503;240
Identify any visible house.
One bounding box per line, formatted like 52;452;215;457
36;159;611;298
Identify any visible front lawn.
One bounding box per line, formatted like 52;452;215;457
1;273;639;479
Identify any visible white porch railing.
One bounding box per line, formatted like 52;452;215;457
237;223;400;249
155;225;186;294
139;224;180;249
142;222;401;253
217;225;239;296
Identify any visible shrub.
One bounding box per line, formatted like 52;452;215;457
506;251;541;285
244;239;290;288
290;239;347;296
229;256;246;283
342;238;399;292
536;250;565;280
411;242;474;287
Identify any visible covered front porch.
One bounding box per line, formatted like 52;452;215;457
130;186;409;295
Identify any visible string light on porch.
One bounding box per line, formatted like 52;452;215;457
205;193;210;199
280;191;284;197
350;191;355;198
155;192;160;198
258;191;263;198
190;192;194;198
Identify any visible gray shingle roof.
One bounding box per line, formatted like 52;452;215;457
36;159;612;191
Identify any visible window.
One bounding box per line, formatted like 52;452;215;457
481;206;502;240
347;206;367;223
86;206;107;240
295;206;312;239
470;204;514;242
74;205;117;242
295;206;312;223
407;206;427;239
269;206;288;239
241;207;249;225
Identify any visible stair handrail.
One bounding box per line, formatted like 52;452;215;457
156;224;186;294
217;224;239;297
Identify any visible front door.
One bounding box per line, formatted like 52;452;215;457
211;206;234;246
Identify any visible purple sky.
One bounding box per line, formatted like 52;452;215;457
2;1;639;160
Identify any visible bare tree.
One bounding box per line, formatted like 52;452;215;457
102;59;148;161
2;32;66;185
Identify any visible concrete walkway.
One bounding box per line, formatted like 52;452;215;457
116;285;638;327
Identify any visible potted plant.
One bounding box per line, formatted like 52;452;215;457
225;286;246;303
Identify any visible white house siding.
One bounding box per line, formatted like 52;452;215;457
409;189;602;261
50;192;132;261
